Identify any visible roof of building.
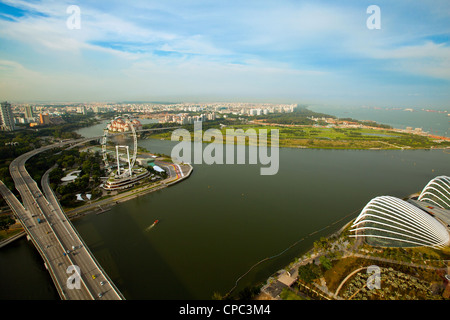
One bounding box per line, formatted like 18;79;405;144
152;165;165;172
350;196;449;248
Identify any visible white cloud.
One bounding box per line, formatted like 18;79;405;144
1;0;449;103
367;41;450;80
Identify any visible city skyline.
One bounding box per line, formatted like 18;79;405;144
0;0;449;108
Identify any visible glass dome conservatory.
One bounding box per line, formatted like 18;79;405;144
418;175;450;210
350;196;449;248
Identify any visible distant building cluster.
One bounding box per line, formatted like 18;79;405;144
405;126;423;134
107;117;142;132
308;116;369;128
5;102;110;127
161;112;216;124
29;112;65;127
0;101;295;132
308;116;430;135
1;102;67;128
93;102;296;116
5;102;296;126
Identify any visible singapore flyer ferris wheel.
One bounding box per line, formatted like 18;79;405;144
101;116;138;177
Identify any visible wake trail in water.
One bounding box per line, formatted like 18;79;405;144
145;220;159;231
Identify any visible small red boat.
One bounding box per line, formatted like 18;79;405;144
153;220;159;225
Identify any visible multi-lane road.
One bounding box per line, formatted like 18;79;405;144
4;142;124;300
1;127;181;300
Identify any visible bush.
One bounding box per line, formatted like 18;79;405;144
298;263;321;284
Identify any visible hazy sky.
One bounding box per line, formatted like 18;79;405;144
0;0;449;108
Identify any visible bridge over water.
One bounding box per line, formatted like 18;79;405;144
0;127;179;299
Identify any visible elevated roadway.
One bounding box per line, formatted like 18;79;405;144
7;143;124;299
0;126;180;299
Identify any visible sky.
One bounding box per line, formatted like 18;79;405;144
0;0;449;108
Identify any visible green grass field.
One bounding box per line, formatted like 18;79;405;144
279;287;308;300
146;124;450;150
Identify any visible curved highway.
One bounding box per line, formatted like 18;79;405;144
1;126;180;300
8;141;124;300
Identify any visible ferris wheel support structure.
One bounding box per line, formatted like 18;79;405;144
101;117;138;177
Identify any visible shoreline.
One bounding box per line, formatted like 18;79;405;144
225;205;361;299
0;230;26;249
66;162;193;219
257;191;450;301
255;216;358;300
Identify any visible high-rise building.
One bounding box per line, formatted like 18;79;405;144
39;113;50;125
24;105;34;119
93;106;107;113
0;101;15;131
78;105;87;115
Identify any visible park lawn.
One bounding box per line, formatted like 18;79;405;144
149;131;172;139
279;288;308;300
323;257;372;293
146;124;449;149
278;138;395;149
0;225;23;241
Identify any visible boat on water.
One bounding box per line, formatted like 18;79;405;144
145;219;159;231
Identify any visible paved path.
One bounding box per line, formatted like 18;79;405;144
334;266;368;298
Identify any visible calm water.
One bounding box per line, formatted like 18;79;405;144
310;105;450;137
0;113;448;299
0;237;59;300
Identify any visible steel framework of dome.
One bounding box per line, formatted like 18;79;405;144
350;196;449;248
418;175;450;210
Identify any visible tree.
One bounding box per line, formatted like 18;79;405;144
313;237;331;253
91;188;103;199
212;292;223;300
81;160;92;174
319;256;332;270
0;215;15;233
49;166;64;183
237;286;260;300
298;263;321;284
